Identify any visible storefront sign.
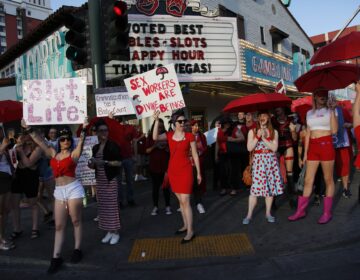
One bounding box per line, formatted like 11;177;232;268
240;40;299;91
22;77;87;125
124;64;185;119
95;87;135;117
75;136;98;186
14;27;79;101
106;15;240;82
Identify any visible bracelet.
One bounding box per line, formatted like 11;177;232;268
256;135;261;140
266;137;272;141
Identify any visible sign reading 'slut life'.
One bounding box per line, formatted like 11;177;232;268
106;15;240;82
23;77;87;125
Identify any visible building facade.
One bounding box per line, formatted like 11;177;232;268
0;0;52;77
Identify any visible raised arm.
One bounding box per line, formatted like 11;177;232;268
152;111;167;141
17;146;42;167
21;119;56;158
71;118;88;161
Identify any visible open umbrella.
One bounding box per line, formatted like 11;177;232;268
223;93;291;113
291;95;312;112
294;62;359;93
310;31;360;65
0;100;22;123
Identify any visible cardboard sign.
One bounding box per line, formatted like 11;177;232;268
95;87;135;117
124;64;185;119
22;77;87;125
204;127;218;146
74;136;98;186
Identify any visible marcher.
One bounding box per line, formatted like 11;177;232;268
0;128;15;250
243;111;283;224
22;119;88;274
10;133;42;241
288;89;338;224
352;81;360;204
191;120;207;213
134;125;148;182
146;118;171;216
89;120;122;245
153;110;201;243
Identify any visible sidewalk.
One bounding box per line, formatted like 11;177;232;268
1;174;360;279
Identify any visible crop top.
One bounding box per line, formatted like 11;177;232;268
50;155;76;178
306;108;337;131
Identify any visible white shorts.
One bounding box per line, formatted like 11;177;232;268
54;180;85;202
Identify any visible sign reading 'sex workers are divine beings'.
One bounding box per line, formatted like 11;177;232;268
105;15;240;82
124;64;185;119
23;77;87;125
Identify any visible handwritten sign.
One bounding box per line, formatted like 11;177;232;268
94;87;135;117
204;127;218;146
22;77;87;125
124;64;185;119
74;136;98;186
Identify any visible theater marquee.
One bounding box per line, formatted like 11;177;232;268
105;15;241;82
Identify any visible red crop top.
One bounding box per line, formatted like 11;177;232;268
50;156;77;178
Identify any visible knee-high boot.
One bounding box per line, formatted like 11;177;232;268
318;197;333;224
288;196;309;221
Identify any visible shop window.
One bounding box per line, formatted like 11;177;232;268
0;26;5;32
17;19;22;28
0;36;6;43
0;16;4;23
301;48;310;59
219;5;246;39
270;26;288;54
17;29;22;36
260;26;266;45
28;10;31;16
292;43;300;55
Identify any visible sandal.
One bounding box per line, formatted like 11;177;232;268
9;231;23;241
31;230;40;239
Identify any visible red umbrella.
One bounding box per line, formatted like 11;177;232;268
291;95;312;112
0;100;23;123
294;104;312;125
310;31;360;65
294;62;359;93
223;93;292;113
76;116;125;147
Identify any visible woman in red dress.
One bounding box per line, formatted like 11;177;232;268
353;81;360;203
153;110;201;244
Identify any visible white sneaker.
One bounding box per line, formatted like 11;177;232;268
93;216;99;222
196;203;206;214
151;207;158;216
165;206;172;215
101;232;113;243
110;233;120;245
139;175;148;181
134;174;140;182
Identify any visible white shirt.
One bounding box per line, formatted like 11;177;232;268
306;108;336;131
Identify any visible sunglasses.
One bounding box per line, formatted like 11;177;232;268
59;137;71;142
176;119;187;124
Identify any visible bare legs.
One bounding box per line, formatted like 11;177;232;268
11;194;38;232
175;193;193;240
245;195;274;220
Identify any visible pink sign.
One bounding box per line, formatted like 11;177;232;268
124;64;185;119
22;77;87;125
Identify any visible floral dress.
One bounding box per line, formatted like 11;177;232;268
251;139;284;197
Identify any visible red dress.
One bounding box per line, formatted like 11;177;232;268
166;131;195;194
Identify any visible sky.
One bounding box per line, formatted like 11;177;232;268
52;0;360;37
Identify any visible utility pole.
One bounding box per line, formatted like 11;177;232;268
88;0;105;89
333;5;360;42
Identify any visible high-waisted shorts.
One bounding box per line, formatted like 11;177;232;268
54;180;85;202
307;135;335;161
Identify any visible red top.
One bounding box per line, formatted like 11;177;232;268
146;138;169;173
50;156;77;178
117;124;137;159
217;129;228;154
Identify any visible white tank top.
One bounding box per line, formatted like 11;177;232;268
306;108;336;131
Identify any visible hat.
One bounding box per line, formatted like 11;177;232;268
59;126;72;137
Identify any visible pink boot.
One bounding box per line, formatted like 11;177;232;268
288;196;310;221
318;197;333;224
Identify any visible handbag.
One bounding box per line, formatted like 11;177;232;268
242;151;254;187
295;164;306;192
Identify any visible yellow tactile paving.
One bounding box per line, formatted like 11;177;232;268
128;233;254;263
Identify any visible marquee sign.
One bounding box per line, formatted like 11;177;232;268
105;15;240;82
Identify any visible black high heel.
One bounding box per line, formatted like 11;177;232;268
181;234;196;244
175;228;187;235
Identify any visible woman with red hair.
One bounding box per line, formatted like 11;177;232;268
288;89;338;224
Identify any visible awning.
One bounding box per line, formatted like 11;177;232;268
270;26;289;39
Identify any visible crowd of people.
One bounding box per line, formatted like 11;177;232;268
0;84;360;274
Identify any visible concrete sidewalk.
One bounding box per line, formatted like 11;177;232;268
1;174;360;279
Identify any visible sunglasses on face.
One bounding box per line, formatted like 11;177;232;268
176;119;187;124
59;137;71;143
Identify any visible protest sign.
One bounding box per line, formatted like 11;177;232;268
74;136;98;186
23;77;87;125
124;64;185;119
204;127;218;146
94;87;135;117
